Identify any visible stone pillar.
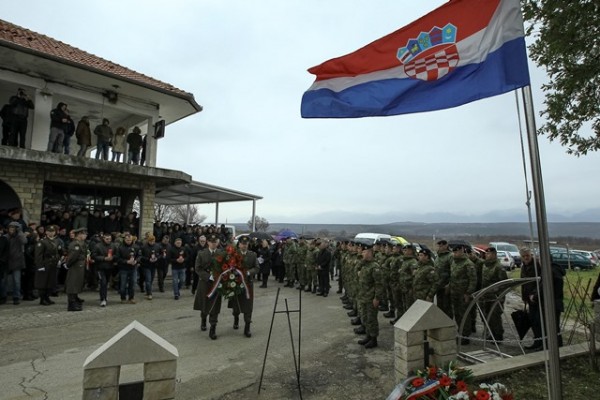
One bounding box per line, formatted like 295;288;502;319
139;181;156;238
31;89;53;151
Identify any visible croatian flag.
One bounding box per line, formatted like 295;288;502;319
301;0;530;118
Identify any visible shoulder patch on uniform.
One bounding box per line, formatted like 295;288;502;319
75;246;80;250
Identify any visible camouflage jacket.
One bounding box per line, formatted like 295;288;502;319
413;260;439;301
449;255;477;297
357;259;384;302
481;259;508;300
435;250;453;287
398;255;418;293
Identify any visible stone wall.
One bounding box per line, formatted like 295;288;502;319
0;159;155;235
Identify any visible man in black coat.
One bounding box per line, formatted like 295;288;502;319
316;240;332;297
8;88;34;148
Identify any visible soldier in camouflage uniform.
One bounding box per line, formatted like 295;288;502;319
467;248;484;333
348;242;363;320
398;243;418;315
343;242;358;311
413;248;438;302
374;241;389;311
434;240;454;319
337;241;348;295
283;238;298;287
388;244;404;324
382;243;401;318
449;245;477;344
481;247;508;341
296;237;309;291
356;244;384;348
305;240;318;293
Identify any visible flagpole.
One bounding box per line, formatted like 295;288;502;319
521;85;563;399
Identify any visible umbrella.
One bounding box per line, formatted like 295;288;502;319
276;229;298;239
249;231;272;241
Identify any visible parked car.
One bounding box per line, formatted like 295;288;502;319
571;250;599;267
497;250;515;270
354;233;391;245
489;242;522;266
551;251;594;270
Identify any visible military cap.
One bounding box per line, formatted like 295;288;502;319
437;239;448;245
485;247;497;253
238;236;250;244
73;227;88;234
7;221;20;228
418;248;433;257
452;245;465;251
362;243;373;250
207;233;218;243
403;243;416;250
45;224;56;232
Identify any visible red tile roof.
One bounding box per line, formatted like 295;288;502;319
0;19;191;98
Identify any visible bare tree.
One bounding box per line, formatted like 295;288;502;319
247;215;270;232
154;204;206;225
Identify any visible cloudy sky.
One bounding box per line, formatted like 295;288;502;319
5;1;599;224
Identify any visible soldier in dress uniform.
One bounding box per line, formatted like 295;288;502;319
481;247;508;341
65;228;88;311
229;236;259;337
193;234;224;340
356;244;383;349
413;248;439;302
34;225;62;306
449;245;477;345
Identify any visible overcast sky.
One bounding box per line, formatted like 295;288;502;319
5;1;599;224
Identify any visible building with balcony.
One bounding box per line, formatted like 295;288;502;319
0;19;261;235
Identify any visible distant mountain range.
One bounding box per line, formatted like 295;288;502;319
231;209;600;240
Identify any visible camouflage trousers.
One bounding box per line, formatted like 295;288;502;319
297;263;308;286
451;295;472;336
306;267;318;289
285;262;297;283
360;300;379;338
435;288;453;319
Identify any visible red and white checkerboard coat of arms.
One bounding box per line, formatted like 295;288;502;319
403;43;459;81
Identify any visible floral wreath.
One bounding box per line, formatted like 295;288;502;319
207;245;250;300
390;361;513;400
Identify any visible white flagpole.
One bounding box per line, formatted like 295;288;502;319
521;85;563;399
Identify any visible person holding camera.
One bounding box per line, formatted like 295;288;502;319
7;88;34;148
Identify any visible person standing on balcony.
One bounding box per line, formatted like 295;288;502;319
8;88;34;148
75;116;91;157
94;118;113;160
127;127;143;165
47;102;70;153
111;126;127;162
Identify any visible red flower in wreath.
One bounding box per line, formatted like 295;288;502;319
411;378;424;388
428;366;438;379
216;255;223;263
476;391;491;400
456;380;468;392
439;375;452;387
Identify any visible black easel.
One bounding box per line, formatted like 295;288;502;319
258;287;302;399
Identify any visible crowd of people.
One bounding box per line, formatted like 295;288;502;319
1;88;147;164
0;209;567;350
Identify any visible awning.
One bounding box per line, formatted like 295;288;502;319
154;180;262;206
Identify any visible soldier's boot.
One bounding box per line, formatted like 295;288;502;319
209;325;217;340
351;317;362;326
357;335;372;345
75;296;85;304
67;295;82;312
347;309;357;317
201;318;207;331
343;303;354;310
304;285;311;292
383;310;395;318
233;315;239;330
364;337;378;349
354;325;366;335
244;323;252;338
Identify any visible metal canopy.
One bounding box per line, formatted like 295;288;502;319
154;180;262;206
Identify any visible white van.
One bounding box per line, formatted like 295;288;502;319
489;241;522;266
354;233;392;245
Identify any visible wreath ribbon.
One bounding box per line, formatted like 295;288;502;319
207;267;250;300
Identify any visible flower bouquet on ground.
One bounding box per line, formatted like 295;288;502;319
207;245;250;300
388;361;513;400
